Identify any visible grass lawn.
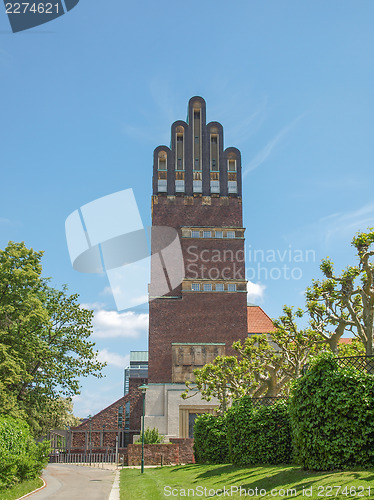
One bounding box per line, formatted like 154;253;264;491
120;464;374;499
0;477;44;500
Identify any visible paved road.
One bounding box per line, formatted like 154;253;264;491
29;464;117;500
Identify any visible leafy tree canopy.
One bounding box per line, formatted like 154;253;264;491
183;306;325;411
0;241;105;436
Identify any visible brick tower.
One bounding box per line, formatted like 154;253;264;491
145;96;248;438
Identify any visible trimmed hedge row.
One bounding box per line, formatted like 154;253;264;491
290;352;374;470
193;352;374;470
193;413;229;464
194;397;292;465
0;416;50;489
227;398;292;465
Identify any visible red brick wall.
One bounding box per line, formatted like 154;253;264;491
152;195;243;228
149;195;248;383
149;292;247;383
127;439;194;465
128;444;179;466
169;438;194;463
70;377;147;449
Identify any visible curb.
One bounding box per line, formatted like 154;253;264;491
17;476;47;499
108;470;120;500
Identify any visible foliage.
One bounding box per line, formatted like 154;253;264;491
183;354;258;413
290;351;374;470
135;427;164;444
193;413;229;464
183;306;324;410
225;397;292;465
0;241;105;436
338;338;365;357
0;416;50;489
225;396;253;465
306;228;374;355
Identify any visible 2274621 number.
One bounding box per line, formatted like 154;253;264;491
5;3;60;14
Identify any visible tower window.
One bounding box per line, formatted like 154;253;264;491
226;231;236;238
203;283;212;291
176;130;184;170
215;284;224;291
158;179;167;192
191;230;200;238
194;111;200;119
228;181;238;194
211;136;217;144
210;181;220;193
228;159;236;171
193;180;202;193
175;180;185;192
203;231;212;238
192;283;200;291
215;230;223;238
228;284;237;292
158;151;167;171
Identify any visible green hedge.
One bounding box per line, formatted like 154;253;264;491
226;397;292;465
290;352;374;470
193;413;229;464
0;416;50;489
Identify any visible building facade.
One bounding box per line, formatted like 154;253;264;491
145;96;249;438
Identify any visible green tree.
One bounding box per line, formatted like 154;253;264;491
0;242;105;436
183;306;324;410
135;428;164;444
306;228;374;355
337;337;365;357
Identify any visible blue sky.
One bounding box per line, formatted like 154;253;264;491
1;1;374;417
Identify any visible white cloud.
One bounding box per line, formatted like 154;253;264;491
284;202;374;251
97;349;130;369
247;281;266;303
322;203;374;244
92;309;149;339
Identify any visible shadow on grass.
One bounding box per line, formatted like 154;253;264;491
187;463;374;495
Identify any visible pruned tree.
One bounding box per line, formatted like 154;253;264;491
182;306;324;410
306;228;374;355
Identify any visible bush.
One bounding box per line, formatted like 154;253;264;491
226;397;292;465
0;416;50;489
193;413;229;464
135;427;164;444
225;396;253;465
290;351;374;470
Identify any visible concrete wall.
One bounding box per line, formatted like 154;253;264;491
144;383;218;439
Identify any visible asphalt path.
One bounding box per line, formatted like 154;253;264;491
29;464;117;500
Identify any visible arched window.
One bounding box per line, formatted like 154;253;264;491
176;126;184;171
158;151;167;192
210;127;220;194
193;103;201;173
227;152;237;194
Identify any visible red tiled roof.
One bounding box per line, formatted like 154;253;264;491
247;305;275;334
338;338;353;344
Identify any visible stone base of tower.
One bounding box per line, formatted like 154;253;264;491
143;383;219;440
